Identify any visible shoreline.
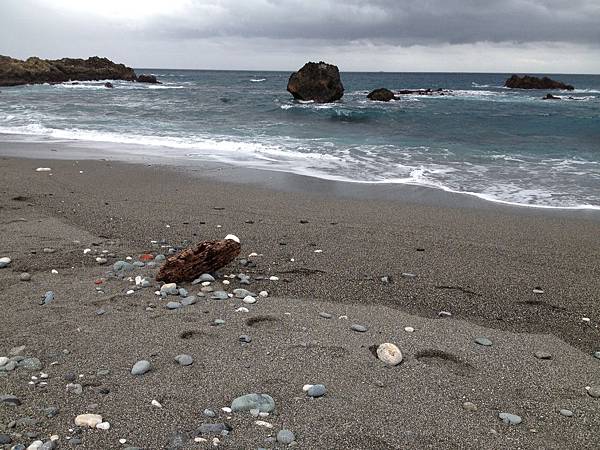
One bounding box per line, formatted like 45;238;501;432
1;134;599;218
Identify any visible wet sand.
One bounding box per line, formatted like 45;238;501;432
1;155;599;449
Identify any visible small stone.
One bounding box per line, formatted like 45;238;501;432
27;441;43;450
404;326;415;332
239;335;252;343
44;406;59;418
534;351;552;360
242;295;256;304
499;412;522;425
178;288;189;297
166;301;182;310
587;386;600;398
96;257;107;265
0;394;21;406
96;309;106;316
533;288;544;294
277;429;295;444
307;384;326;397
175;354;193;366
0;257;11;268
193;274;215;284
160;283;178;295
350;324;367;332
0;357;8;367
74;413;103;428
211;291;229;300
20;272;32;281
259;291;268;297
0;434;11;445
198;423;231;434
214;319;225;325
438;311;452;317
43;248;56;253
151;399;162;408
113;261;134;272
254;420;273;428
131;360;151;375
594;351;600;360
20;357;43;370
66;383;83;395
319;312;332;319
10;345;26;355
463;402;478;412
43;291;55;305
233;289;256;299
231;393;275;413
203;408;216;417
96;421;110;430
376;343;403;366
180;296;197;306
559;409;574;417
474;337;493;346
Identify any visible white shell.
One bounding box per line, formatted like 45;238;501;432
377;343;403;366
225;234;240;243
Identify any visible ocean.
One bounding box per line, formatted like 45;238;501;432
0;70;598;209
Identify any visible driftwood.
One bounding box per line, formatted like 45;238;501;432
156;237;241;283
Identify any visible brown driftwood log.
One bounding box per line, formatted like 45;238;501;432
156;237;241;283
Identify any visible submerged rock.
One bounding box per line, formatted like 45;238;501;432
137;74;160;84
287;61;344;103
367;88;396;102
504;75;574;90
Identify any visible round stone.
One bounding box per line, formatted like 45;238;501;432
475;337;493;347
350;324;368;332
376;343;403;366
19;272;31;281
499;412;522;425
593;351;600;360
319;312;332;319
277;430;295;444
242;295;257;304
203;409;216;417
534;351;552;360
587;386;600;398
307;384;326;398
20;357;42;370
175;354;193;366
166;301;182;309
231;393;275;413
131;360;151;375
463;402;478;412
74;413;103;428
0;257;12;268
559;409;574;417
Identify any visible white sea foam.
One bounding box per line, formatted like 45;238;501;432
250;78;266;82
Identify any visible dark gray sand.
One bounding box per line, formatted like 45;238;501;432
1;157;600;449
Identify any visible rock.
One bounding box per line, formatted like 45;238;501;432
161;283;179;295
593;351;600;360
243;295;257;304
20;272;31;281
239;335;252;343
0;55;137;86
499;412;522;425
203;408;216;417
20;357;42;370
462;402;478;412
504;75;574;90
40;440;57;450
166;301;182;310
96;421;110;430
211;291;229;300
587;386;600;398
350;324;368;332
27;441;43;450
0;357;8;367
66;383;83;395
367;88;396;102
287;61;344;103
113;260;134;272
137;74;160;84
180;296;197;306
277;429;295;444
233;288;256;299
307;384;326;397
10;345;26;355
0;434;11;445
193;274;215;284
231;393;275;413
474;337;493;346
42;291;55;305
0;394;21;406
156;238;241;283
131;360;151;375
319;312;333;319
197;423;231;434
376;343;403;366
0;257;11;268
74;413;103;428
543;93;561;100
534;351;552;360
96;257;108;265
175;354;193;366
104;82;114;88
560;409;574;417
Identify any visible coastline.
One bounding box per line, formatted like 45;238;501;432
1;149;600;448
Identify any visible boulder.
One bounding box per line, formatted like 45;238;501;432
367;88;396;102
0;55;137;86
542;93;560;100
104;82;114;88
287;61;344;103
504;75;574;90
137;74;160;84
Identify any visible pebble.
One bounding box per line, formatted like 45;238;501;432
20;272;31;281
438;311;452;318
462;402;478;411
319;312;332;319
43;248;56;253
534;351;552;360
239;335;252;343
0;394;21;406
96;257;107;265
474;337;493;346
66;383;83;395
269;276;279;281
254;420;273;428
178;288;188;297
559;409;574;417
236;307;249;313
243;295;257;304
166;301;182;310
155;254;166;262
499;412;522;425
0;435;11;445
180;296;197;306
259;291;268;297
198;423;231;434
151;399;162;408
350;324;368;332
533;288;544;294
113;261;134;272
376;343;403;366
160;283;178;295
0;357;8;367
404;326;415;333
131;360;151;375
231;393;275;413
74;413;103;428
0;257;12;268
214;319;226;325
277;429;295;445
307;384;326;397
594;351;600;360
96;421;111;430
175;354;193;366
20;357;42;370
203;408;216;417
193;274;215;284
27;441;43;450
234;289;256;299
587;386;600;398
43;291;55;305
211;291;229;300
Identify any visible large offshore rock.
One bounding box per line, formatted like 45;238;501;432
367;88;396;102
287;61;344;103
504;75;574;90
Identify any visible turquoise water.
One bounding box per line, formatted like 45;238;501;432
0;70;599;208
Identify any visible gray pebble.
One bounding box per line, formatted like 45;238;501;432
239;335;252;343
211;291;229;300
587;386;600;398
175;354;193;366
166;301;182;310
113;260;134;272
534;351;552;360
131;360;151;375
44;406;59;418
462;402;478;412
307;384;326;397
64;372;77;382
593;351;600;360
560;409;574;417
96;309;106;316
154;254;166;262
178;288;189;297
231;393;275;413
0;257;11;268
319;312;332;319
474;337;493;347
233;288;256;299
0;394;21;406
0;434;11;445
350;324;367;332
41;440;57;450
193;274;215;284
19;272;31;281
499;412;522;425
214;319;225;325
66;383;83;395
19;357;42;370
180;296;197;306
277;429;295;444
197;423;231;434
203;408;216;417
43;291;55;305
43;247;56;253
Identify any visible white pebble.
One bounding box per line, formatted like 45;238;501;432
126;256;133;260
74;413;103;428
248;252;258;257
269;276;279;281
221;407;232;413
222;280;230;285
290;258;295;262
119;439;127;444
259;291;268;297
126;290;135;295
236;307;249;313
35;167;52;172
339;315;348;320
202;281;211;286
50;435;59;441
254;420;273;428
314;249;323;253
51;269;58;274
243;295;257;304
151;399;162;408
258;412;269;418
224;234;240;243
582;317;591;323
96;421;111;430
135;276;143;286
303;384;314;392
83;248;91;254
27;441;43;450
377;343;403;366
195;437;208;443
404;326;415;333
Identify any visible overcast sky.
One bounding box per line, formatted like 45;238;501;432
1;0;599;73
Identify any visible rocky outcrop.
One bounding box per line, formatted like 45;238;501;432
542;93;561;100
0;55;137;86
287;61;344;103
367;88;396;102
397;88;448;96
137;74;160;84
104;82;114;89
505;75;574;91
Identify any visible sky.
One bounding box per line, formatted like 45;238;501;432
1;0;599;73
